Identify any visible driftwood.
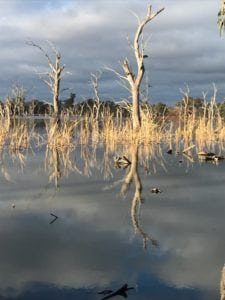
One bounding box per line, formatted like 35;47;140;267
198;152;225;162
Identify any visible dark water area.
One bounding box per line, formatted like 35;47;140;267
0;144;225;300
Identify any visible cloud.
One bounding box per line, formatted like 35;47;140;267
0;145;224;299
0;0;224;104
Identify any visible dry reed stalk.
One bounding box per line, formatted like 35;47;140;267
45;118;79;149
79;114;90;145
0;119;9;148
8;121;34;150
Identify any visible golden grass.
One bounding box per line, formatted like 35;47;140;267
45;118;79;149
173;87;225;154
1;87;225;156
0;119;9;148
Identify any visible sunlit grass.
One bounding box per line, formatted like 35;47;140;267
45;118;79;149
1;88;225;156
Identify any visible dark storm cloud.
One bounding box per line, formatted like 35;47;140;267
0;0;225;104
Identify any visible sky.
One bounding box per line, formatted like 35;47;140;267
0;0;225;105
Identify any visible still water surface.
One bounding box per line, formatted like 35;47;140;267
0;144;224;299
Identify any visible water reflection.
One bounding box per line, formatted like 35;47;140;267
45;146;61;187
221;265;225;300
0;148;26;182
45;146;78;188
99;283;134;300
120;143;158;249
0;142;224;299
43;142;159;249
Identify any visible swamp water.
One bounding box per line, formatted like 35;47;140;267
0;143;225;300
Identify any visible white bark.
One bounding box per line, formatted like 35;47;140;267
122;5;164;130
27;40;65;117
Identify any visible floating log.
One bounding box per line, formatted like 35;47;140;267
198;152;225;161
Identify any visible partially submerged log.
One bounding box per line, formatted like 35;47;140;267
198;152;225;161
198;151;215;157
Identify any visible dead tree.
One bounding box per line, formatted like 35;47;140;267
121;5;164;130
27;40;65;117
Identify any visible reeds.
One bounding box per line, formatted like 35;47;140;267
45;117;79;149
172;85;225;155
1;83;225;155
79;102;166;146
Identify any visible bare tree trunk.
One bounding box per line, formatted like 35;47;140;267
132;86;141;129
122;5;164;131
27;40;65;118
53;59;61;116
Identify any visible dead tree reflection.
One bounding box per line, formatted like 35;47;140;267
221;265;225;300
121;144;158;249
0;147;27;182
45;146;61;188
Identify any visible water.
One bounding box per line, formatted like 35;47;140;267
0;144;224;299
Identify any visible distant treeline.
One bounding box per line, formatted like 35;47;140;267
1;93;225;120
